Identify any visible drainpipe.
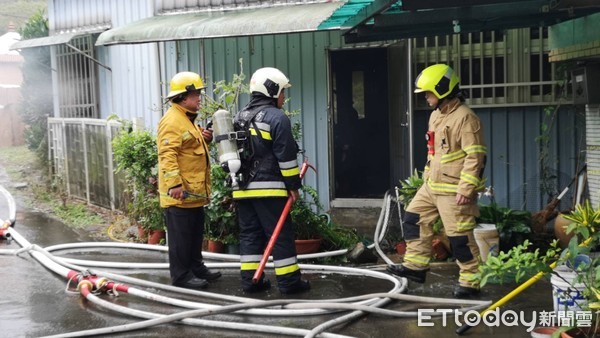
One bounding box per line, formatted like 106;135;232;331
407;40;414;171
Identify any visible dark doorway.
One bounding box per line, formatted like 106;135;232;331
331;48;390;198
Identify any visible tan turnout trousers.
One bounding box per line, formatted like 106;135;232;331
403;183;480;288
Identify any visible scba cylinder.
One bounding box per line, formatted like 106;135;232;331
212;109;241;183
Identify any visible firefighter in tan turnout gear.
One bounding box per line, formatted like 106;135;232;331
387;64;487;298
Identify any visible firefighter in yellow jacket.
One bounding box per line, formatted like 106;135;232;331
158;71;221;289
387;64;487;298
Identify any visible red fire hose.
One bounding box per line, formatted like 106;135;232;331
252;159;314;284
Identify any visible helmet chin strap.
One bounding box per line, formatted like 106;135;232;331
435;97;448;110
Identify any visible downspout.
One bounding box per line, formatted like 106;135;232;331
407;39;414;171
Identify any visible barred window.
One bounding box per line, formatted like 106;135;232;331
413;27;569;109
55;35;98;118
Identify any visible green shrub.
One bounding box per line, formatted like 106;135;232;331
112;125;164;231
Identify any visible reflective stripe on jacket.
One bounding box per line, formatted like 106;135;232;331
232;96;301;199
157;103;211;208
425;98;486;197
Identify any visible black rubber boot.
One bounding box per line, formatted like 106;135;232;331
386;264;428;283
280;280;311;295
453;285;481;299
243;279;271;293
195;264;222;281
174;277;209;289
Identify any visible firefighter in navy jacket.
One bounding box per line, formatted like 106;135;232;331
233;67;310;294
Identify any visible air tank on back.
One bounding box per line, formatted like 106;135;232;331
212;109;241;187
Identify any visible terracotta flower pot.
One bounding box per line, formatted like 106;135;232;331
554;213;574;249
295;238;322;255
395;241;407;255
207;239;224;253
147;229;166;245
530;326;559;338
432;238;449;260
137;225;148;241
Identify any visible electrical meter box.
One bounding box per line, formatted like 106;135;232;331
572;64;600;105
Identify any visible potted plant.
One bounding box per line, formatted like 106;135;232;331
111;121;166;243
396;169;423;206
291;184;360;254
291;185;328;254
204;164;238;252
477;202;532;252
475;200;600;335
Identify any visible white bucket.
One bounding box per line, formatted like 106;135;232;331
551;265;588;312
473;223;499;262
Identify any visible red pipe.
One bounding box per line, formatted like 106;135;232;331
252;159;313;284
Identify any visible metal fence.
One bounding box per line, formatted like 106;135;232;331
48;117;127;210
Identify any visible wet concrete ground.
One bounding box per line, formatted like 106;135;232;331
0;194;555;338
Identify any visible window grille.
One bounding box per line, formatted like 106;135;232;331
55;35;99;118
412;27;570;109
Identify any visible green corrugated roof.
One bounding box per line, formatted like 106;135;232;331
97;2;344;46
318;0;402;30
318;0;374;30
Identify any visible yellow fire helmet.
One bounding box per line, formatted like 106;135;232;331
167;71;205;99
414;64;460;99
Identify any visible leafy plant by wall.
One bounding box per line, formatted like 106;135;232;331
111;122;164;231
204;164;238;244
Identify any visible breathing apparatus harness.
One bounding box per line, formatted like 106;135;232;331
212;104;271;188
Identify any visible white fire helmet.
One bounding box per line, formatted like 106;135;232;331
249;67;291;98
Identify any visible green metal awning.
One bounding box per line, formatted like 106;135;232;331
10;32;81;50
10;26;110;50
319;0;600;43
96;2;344;46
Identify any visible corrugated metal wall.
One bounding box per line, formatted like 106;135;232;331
49;0;111;33
157;0;322;13
49;0;162;127
479;105;585;211
587;104;600;207
163;31;341;209
162;30;585;213
102;0;161;127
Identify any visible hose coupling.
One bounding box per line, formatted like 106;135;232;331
77;280;94;292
